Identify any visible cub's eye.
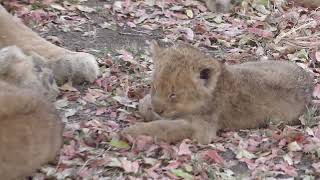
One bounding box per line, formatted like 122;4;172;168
150;84;156;95
200;68;211;80
169;93;176;99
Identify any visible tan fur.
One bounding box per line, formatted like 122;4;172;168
122;42;313;144
138;94;159;122
0;81;63;180
0;5;100;85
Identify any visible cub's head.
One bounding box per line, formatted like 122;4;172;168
150;42;223;118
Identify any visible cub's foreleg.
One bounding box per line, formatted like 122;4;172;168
122;118;217;144
138;94;161;122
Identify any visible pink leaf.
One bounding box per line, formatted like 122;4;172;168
205;150;225;164
275;163;298;177
77;167;92;178
61;141;77;159
315;51;320;61
165;161;181;170
312;162;320;173
117;49;138;64
145;163;161;179
313;84;320;98
96;107;107;116
178;140;192;156
247;28;273;38
121;159;140;173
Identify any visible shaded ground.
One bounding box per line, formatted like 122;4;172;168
3;0;320;179
44;0;161;55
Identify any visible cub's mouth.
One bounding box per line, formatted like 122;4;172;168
154;110;182;120
152;111;163;120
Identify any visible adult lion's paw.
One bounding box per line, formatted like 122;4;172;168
49;51;100;85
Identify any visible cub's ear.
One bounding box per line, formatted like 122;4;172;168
199;68;212;87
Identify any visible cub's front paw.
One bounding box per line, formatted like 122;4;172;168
121;123;146;137
138;94;160;121
49;51;100;85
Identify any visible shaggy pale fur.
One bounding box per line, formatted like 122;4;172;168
123;42;313;144
0;46;59;100
0;81;63;180
0;5;100;85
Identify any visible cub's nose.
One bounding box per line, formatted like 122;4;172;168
151;97;166;115
154;108;165;115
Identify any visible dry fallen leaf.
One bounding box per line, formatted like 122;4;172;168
77;5;96;13
178;140;192;156
50;4;66;11
288;141;302;152
205;150;225;164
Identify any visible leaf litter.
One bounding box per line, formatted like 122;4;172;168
3;0;320;179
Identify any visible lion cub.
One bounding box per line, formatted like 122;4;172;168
122;42;313;144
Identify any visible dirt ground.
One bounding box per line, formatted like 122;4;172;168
45;0;158;54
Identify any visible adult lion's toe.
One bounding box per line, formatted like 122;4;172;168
49;51;100;85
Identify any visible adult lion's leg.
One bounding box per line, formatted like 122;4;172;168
0;81;63;179
0;5;100;84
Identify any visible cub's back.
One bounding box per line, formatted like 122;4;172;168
228;60;313;98
220;61;313;129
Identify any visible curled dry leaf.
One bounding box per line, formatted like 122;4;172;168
178;140;192;156
205;150;225;164
288;141;302;152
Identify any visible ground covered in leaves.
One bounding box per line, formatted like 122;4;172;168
4;0;320;179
